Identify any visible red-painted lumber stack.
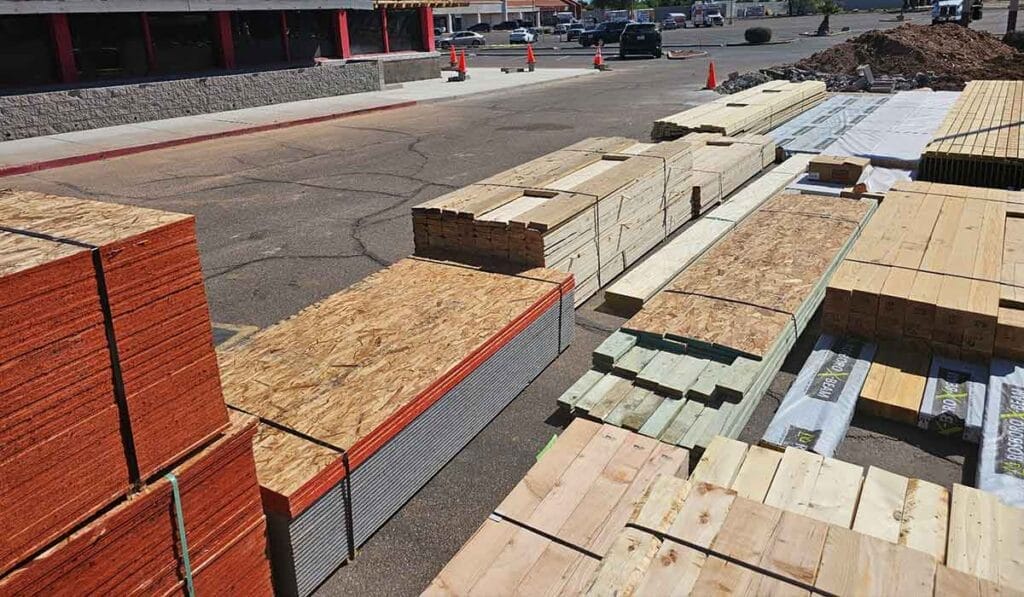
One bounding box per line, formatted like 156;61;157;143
0;414;273;596
0;190;229;574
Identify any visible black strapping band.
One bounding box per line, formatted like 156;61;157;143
493;512;604;560
1;225;142;487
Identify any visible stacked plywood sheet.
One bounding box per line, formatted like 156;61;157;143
424;419;689;596
0;414;272;596
822;180;1024;361
429;433;1024;595
217;258;574;596
604;154;812;314
770;93;892;158
651;80;826;140
0;190;229;575
562;194;874;450
920;81;1024;189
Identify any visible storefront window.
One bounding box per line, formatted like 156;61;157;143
232;11;286;67
69;13;149;81
0;15;57;88
148;12;217;74
386;9;424;52
348;10;385;55
285;10;337;63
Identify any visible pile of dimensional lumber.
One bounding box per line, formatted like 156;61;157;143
217;257;574;597
560;194;874;450
604;153;812;313
428;428;1024;595
0;190;271;592
919;80;1024;189
411;134;775;305
651;80;826;141
822;180;1024;362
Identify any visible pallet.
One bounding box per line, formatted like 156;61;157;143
0;189;230;576
822;180;1024;361
218;257;574;596
919;81;1024;189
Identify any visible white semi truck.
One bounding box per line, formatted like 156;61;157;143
932;0;983;25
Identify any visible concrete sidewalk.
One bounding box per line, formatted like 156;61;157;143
0;67;595;177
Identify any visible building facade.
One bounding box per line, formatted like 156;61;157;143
432;0;578;31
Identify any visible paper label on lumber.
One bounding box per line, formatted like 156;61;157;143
917;356;987;443
978;360;1024;506
761;335;876;457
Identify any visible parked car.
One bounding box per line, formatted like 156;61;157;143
509;27;537;44
434;26;445;35
554;23;570;34
661;17;679;29
578;20;631;47
493;20;520;30
619;22;662;58
437;31;487;48
566;26;586;41
467;22;492;32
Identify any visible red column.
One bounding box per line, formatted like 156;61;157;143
419;7;435;52
47;14;77;84
381;8;390;53
280;11;291;62
334;9;352;58
140;13;158;73
214;12;235;69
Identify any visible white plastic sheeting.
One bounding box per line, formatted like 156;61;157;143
978;359;1024;507
917;356;987;443
770;94;891;157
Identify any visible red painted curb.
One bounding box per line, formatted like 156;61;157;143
0;100;418;178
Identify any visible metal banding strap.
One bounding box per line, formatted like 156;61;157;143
165;472;196;597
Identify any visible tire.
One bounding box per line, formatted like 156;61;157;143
654;50;662;58
619;50;626;59
472;39;482;46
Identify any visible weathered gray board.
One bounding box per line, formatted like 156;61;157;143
978;359;1024;507
760;334;876;457
917;356;988;443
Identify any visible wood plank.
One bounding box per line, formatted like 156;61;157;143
583;527;661;597
852;466;910;544
666;482;737;549
899;478;949;561
816;525;937;596
764;448;824;514
730;445;783;502
690;435;749;488
632;541;707;597
947;483;1000;582
759;511;829;586
807;456;864;527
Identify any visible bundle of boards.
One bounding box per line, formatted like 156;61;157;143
0;415;273;596
560;194;873;450
217;257;574;597
651;80;826;140
822;180;1024;362
411;134;775;305
0;190;271;593
920;80;1024;189
428;427;1024;595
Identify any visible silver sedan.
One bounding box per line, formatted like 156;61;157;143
437;31;487;48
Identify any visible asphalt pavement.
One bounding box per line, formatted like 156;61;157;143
0;10;1012;595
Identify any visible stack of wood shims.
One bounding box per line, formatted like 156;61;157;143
429;432;1024;595
651;80;827;140
0;190;230;576
412;137;693;304
604;154;812;314
563;194;874;450
217;258;574;597
920;80;1024;189
424;419;689;596
822;180;1024;361
0;414;273;596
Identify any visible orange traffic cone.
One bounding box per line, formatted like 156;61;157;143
457;49;468;81
526;43;536;72
593;45;604;70
449;44;457;67
705;61;718;90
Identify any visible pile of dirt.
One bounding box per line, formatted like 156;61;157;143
794;23;1024;89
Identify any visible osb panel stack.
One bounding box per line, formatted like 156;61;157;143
218;257;574;596
919;80;1024;189
412;137;693;304
0;190;229;575
651;80;827;140
0;414;273;596
559;194;874;451
822;180;1024;361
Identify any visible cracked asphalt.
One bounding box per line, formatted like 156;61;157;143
0;17;980;593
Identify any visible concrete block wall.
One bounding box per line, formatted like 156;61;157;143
380;55;442;85
0;61;382;141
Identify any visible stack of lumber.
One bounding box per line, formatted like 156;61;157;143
651;80;826;141
604;154;811;314
588;440;1024;596
822;180;1024;362
217;257;574;597
980;360;1024;506
424;419;689;596
762;334;877;457
0;414;273;596
770;93;892;158
920;81;1024;189
561;194;873;450
0;190;230;575
411;137;693;304
683;133;777;219
429;432;1024;595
